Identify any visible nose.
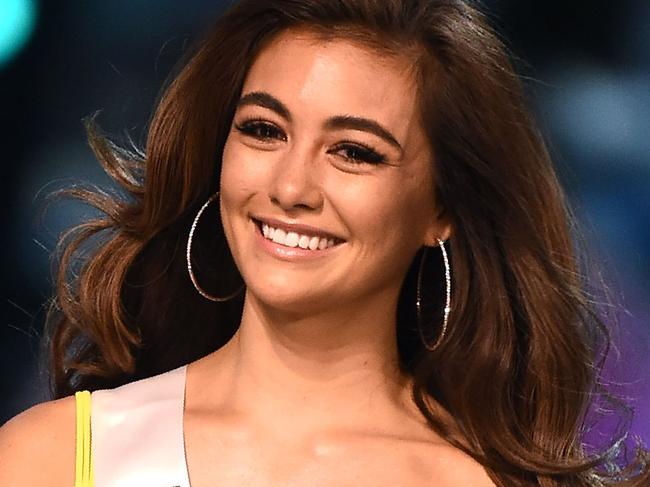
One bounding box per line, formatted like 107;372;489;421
268;144;324;213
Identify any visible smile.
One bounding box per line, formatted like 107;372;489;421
251;217;346;258
262;223;337;250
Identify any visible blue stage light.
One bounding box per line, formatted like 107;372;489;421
0;0;37;68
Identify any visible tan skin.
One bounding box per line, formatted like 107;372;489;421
0;30;495;486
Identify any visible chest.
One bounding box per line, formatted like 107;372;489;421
183;419;451;487
88;365;492;486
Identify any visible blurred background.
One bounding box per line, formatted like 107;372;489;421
1;0;648;448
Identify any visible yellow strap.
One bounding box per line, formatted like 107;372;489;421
74;391;94;487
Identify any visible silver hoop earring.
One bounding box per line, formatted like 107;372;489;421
416;238;451;351
186;191;244;302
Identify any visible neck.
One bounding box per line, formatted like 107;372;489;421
203;287;415;436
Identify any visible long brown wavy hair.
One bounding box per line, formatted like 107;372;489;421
43;0;649;485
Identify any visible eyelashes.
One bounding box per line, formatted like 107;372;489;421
234;119;286;142
233;119;388;166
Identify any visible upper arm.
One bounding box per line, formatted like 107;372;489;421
0;396;76;486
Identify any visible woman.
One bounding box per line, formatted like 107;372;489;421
1;0;648;485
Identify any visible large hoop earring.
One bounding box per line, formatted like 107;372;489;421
186;191;244;302
416;238;451;351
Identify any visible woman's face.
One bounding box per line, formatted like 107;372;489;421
220;29;449;313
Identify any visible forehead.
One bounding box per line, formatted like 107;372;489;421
241;29;422;143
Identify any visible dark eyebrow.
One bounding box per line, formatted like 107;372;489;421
323;116;402;155
236;90;403;155
237;91;292;122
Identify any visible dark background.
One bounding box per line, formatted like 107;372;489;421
1;0;648;446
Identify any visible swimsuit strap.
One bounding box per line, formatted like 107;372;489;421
74;390;94;487
90;365;190;486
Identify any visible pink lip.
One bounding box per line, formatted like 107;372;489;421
251;215;346;243
252;219;345;261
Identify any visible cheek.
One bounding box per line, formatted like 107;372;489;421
336;180;423;245
220;137;239;192
219;139;260;245
220;138;269;203
376;184;436;250
399;163;438;229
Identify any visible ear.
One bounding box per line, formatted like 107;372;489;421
423;210;452;247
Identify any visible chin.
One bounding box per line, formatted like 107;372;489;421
244;278;339;316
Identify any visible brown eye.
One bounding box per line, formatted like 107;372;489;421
330;142;387;165
235;120;286;141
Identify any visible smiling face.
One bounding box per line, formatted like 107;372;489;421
220;28;449;314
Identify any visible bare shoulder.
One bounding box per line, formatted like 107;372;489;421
335;429;497;486
385;421;496;486
394;395;496;486
0;395;76;486
421;441;497;487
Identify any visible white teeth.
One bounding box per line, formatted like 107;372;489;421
298;235;311;249
259;221;339;251
308;236;320;250
272;228;286;244
285;232;300;247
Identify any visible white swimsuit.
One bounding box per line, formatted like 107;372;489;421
90;364;191;486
